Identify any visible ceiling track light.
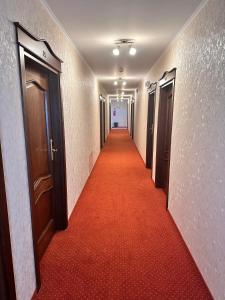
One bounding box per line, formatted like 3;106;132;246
113;77;126;87
112;39;137;56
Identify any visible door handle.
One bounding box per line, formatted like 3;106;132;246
50;139;58;160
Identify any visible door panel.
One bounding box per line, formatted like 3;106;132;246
146;93;155;168
162;92;173;194
0;244;7;300
0;146;16;299
25;59;55;260
156;83;174;196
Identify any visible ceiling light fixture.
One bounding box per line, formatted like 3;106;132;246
113;39;137;57
113;46;120;56
129;45;137;56
122;81;127;86
114;81;118;86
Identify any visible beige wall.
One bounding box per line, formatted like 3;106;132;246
0;1;103;299
134;0;225;299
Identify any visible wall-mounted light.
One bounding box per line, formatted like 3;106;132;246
129;45;137;56
113;46;120;56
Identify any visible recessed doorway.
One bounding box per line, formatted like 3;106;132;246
155;69;176;208
146;83;157;169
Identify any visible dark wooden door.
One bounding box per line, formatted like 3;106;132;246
24;59;55;260
0;146;16;300
146;93;155;168
100;101;103;148
162;87;173;194
0;246;7;300
156;83;174;195
103;101;106;143
131;102;134;139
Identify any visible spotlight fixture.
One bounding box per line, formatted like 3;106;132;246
114;81;118;86
113;39;137;57
122;81;127;86
129;45;137;56
113;46;120;56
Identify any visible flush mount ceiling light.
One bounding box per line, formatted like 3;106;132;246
112;39;137;56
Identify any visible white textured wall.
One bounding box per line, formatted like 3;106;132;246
134;0;225;299
0;1;102;299
111;101;128;128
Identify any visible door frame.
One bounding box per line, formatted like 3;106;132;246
155;68;176;209
15;23;68;289
146;82;157;169
0;145;16;300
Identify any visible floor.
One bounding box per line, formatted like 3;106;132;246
34;130;212;300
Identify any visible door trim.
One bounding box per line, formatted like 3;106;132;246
146;82;157;168
0;145;16;300
15;23;68;290
155;68;176;209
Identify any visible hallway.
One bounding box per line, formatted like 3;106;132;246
34;130;211;299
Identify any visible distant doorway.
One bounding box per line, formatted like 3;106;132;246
146;83;157;169
155;69;176;208
111;100;128;129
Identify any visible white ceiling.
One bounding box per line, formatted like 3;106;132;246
44;0;203;93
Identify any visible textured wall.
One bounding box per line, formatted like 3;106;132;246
111;101;128;128
0;1;102;299
134;0;225;298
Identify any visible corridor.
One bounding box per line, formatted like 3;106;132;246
33;130;211;300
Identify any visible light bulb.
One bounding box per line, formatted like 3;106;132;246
114;81;118;86
113;47;120;56
122;81;127;86
129;46;137;56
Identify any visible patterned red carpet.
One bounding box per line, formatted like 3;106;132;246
34;130;212;300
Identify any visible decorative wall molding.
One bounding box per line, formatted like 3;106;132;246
159;68;176;87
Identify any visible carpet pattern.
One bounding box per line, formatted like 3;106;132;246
33;130;212;300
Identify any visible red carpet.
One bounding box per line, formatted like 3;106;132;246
34;130;212;300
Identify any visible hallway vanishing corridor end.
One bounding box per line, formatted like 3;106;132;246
33;130;211;299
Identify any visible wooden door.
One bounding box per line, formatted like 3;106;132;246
156;82;174;196
146;92;155;168
0;146;16;300
103;101;106;143
24;59;55;260
130;102;134;139
100;101;103;148
161;85;173;194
